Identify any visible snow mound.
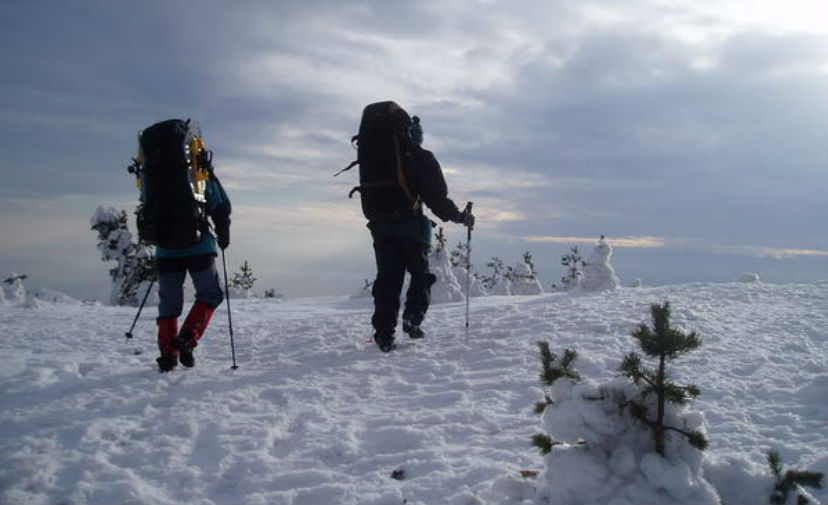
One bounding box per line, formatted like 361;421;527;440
429;247;464;303
34;288;81;304
510;261;544;296
580;238;620;292
736;272;761;283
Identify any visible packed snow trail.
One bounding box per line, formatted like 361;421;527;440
1;281;826;505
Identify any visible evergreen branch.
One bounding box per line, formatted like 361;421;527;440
768;451;784;479
663;426;709;451
786;470;824;489
531;433;558;455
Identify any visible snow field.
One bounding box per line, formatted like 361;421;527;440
1;281;826;505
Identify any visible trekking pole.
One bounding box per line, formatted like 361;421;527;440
125;276;156;345
221;248;239;369
464;201;473;345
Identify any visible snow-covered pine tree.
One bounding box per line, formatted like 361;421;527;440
90;206;154;306
232;260;257;291
619;301;707;456
767;450;824;505
511;252;544;295
523;251;536;276
3;273;27;302
559;246;583;290
429;236;465;303
450;241;468;268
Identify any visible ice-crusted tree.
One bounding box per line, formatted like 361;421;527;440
3;273;28;302
483;256;512;294
528;305;719;504
449;241;468;268
523;251;536;276
90;206;154;306
512;252;544;295
767;451;824;505
620;302;707;456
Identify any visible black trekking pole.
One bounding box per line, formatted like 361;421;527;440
221;248;239;370
464;201;473;345
125;276;156;349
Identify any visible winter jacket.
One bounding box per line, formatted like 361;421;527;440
155;176;231;258
368;147;460;245
409;147;461;223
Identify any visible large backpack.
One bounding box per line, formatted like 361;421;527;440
337;101;422;222
129;118;211;249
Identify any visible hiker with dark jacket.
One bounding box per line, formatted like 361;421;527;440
350;104;474;352
155;175;231;372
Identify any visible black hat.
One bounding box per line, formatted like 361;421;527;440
410;116;423;146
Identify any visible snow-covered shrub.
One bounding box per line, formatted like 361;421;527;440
483;257;512;295
531;304;719;505
429;240;464;303
580;237;620;292
452;266;487;297
532;342;580;414
510;258;544;296
90;206;155;306
2;273;27;302
553;246;583;291
737;272;761;283
449;241;469;268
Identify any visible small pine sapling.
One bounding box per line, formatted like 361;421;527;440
767;450;824;505
535;342;580;413
523;251;537;277
483;256;504;289
434;226;447;253
231;260;257;291
619;302;706;456
450;241;468;268
559;246;584;290
531;342;581;455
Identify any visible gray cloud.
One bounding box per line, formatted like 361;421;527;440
0;0;825;299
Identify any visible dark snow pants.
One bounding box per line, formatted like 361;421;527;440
370;231;437;336
156;254;224;318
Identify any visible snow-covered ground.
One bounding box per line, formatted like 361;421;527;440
1;281;826;505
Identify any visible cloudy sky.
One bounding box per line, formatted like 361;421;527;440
1;0;825;300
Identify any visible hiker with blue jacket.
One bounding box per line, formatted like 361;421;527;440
133;119;231;372
154;176;230;372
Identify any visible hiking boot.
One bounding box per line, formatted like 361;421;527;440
156;355;178;373
402;319;425;339
174;329;196;368
374;332;397;353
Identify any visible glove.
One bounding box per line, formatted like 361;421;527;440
453;209;475;228
214;217;230;250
